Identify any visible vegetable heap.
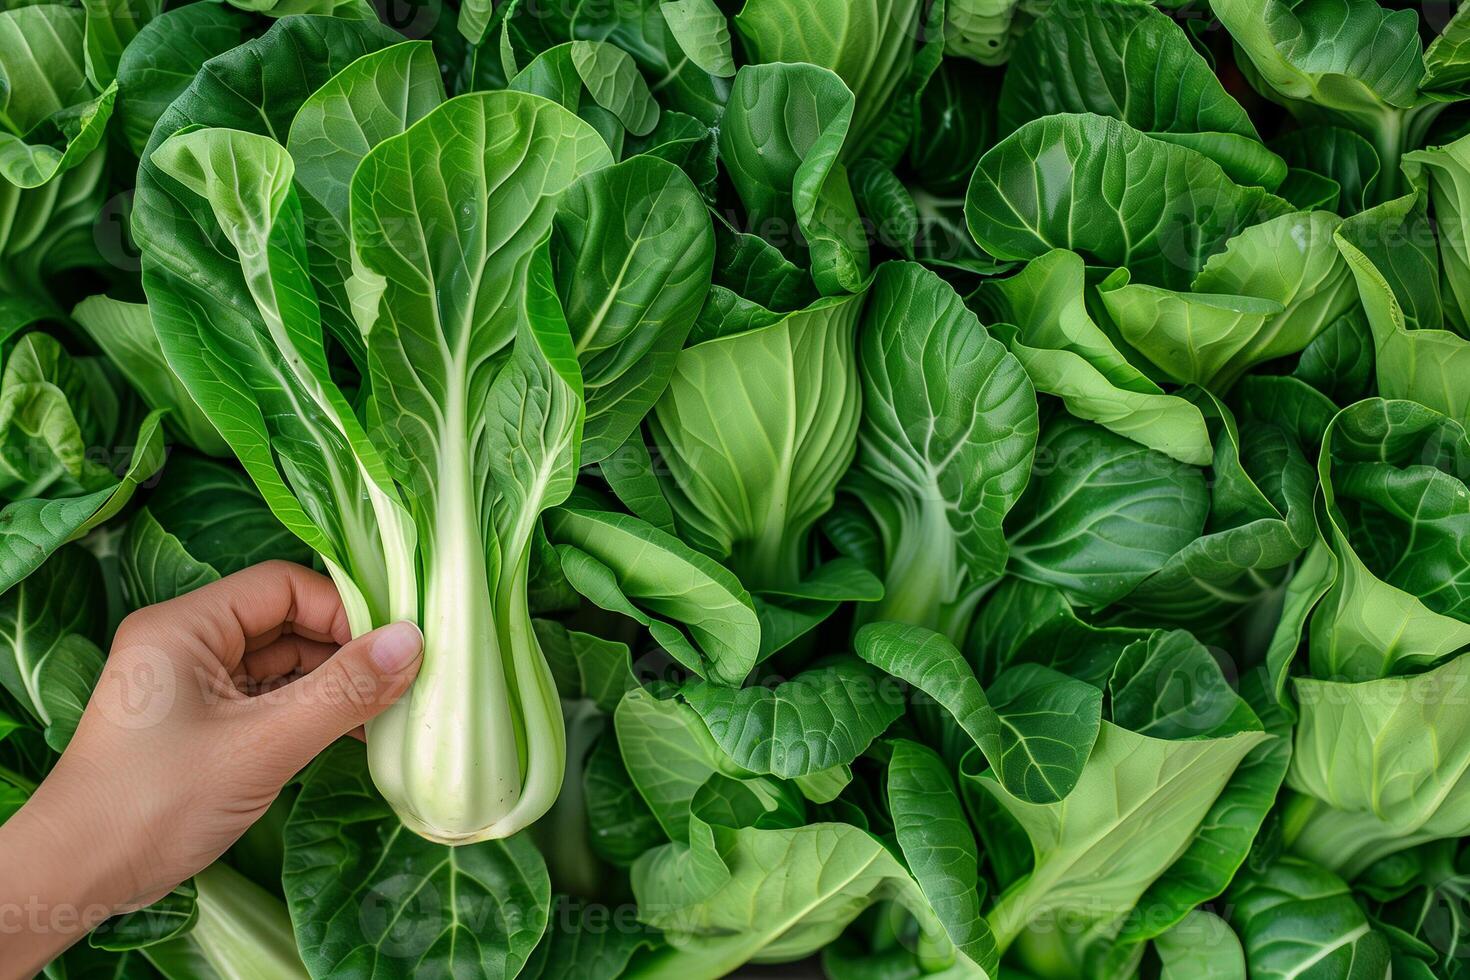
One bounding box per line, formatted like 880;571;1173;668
4;0;1470;976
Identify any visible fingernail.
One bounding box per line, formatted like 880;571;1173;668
370;621;423;672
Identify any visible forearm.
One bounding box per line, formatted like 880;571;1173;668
0;760;148;977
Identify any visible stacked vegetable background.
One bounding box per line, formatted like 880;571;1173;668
4;0;1470;975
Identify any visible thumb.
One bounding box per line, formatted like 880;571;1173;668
255;621;423;758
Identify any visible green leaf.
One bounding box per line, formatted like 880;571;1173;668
614;687;741;842
583;732;666;866
1293;309;1376;403
1336;199;1470;428
570;39;660;136
856;621;1099;804
1424;3;1470;92
988;664;1105;803
285;39;446;372
1000;0;1284;189
71;296;228;456
851;159;918;255
1005;418;1210;608
597;430;675;534
734;0;928;159
1404;130;1470;337
552;155;714;463
111;3;250;155
967;113;1293;290
131;13;408;606
146;454;313;582
81;0;162;89
1096;269;1285;391
631;795;954;976
533;620;635;714
0;5;114;190
1154;910;1246;980
970;578;1149;689
522;897;660;980
90;883;197;952
119;504;218;613
1117;672;1289;948
1097;211;1358;392
1309;398;1470;680
681;660;904;779
0;547;104;751
1122;390;1320;622
1272;126;1380;215
908;59;995;196
1228;856;1391;980
751;557;884;661
979;249;1214;465
1276;167;1341;211
283;741;551;978
0;332;126;498
649;290;866;591
1213;0;1431;197
545;507;759;686
0;407;164;596
887;738;1000;974
659;0;734;77
144;121;411;623
852;261;1037;642
719;63;868;295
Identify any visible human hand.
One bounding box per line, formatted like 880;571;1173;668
0;561;421;968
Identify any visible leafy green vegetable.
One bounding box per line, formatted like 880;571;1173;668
9;0;1470;975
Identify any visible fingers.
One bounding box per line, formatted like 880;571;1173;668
249;621;423;759
121;562;351;672
236;634;339;687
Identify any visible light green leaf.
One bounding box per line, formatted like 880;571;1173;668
71;296;228;456
650;290;865;591
979;249;1214;465
631;799;953;976
660;0;734;77
1290;651;1470;878
1155;910;1245;980
985;723;1267;954
545;506;759;686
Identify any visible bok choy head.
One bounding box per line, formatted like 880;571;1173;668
131;22;635;843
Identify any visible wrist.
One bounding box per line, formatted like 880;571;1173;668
0;763;153;972
9;753;168;911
